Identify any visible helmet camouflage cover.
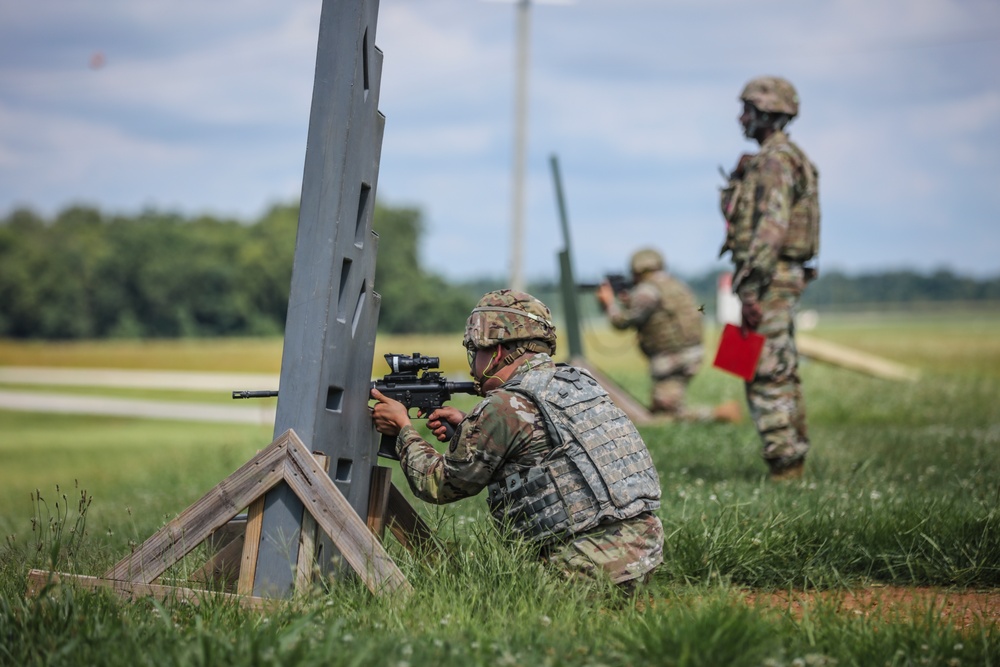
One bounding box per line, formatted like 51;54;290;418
740;76;799;117
630;248;665;274
464;289;557;354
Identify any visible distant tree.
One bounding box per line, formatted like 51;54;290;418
238;203;297;334
372;203;474;333
0;201;478;339
801;269;1000;308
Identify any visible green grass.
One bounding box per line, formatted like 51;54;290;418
1;311;998;665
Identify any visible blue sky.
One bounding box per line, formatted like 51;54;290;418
1;0;998;282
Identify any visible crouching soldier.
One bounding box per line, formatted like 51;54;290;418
371;289;664;589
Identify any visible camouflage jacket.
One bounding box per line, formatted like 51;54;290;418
719;130;819;302
606;271;703;356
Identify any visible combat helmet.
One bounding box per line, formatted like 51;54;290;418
630;248;665;275
464;289;557;356
740;76;799;117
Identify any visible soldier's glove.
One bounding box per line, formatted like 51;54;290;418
740;300;762;335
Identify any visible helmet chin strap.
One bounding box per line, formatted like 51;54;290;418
476;341;553;391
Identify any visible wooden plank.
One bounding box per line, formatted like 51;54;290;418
191;533;245;592
238;497;265;595
104;431;291;584
294;454;329;590
385;483;434;553
294;510;318;591
281;431;411;596
27;569;277;611
366;466;393;540
798;335;920;382
207;514;246;551
191;513;248;591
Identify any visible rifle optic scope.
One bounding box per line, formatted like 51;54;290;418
385;352;439;374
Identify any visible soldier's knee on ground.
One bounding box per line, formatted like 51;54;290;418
652;381;685;415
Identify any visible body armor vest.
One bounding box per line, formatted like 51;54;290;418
720;133;820;264
486;365;661;542
638;272;703;357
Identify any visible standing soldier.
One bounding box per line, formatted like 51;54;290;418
719;76;820;480
596;248;741;423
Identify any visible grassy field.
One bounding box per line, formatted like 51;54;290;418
1;311;998;666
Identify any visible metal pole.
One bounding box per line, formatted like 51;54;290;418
509;0;531;291
550;155;584;359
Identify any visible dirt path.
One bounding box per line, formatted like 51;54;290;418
741;586;999;630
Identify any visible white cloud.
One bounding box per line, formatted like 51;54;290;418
0;0;998;277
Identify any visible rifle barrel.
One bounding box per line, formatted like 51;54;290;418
232;390;279;399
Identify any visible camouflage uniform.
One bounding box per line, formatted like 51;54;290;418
395;353;664;585
720;77;819;474
606;269;711;421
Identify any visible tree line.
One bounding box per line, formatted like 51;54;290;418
1;202;998;340
683;267;1000;315
0;202;475;339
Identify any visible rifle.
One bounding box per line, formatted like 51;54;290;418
232;352;478;460
371;353;478;460
577;272;633;295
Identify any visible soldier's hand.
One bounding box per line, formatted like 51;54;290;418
731;153;754;179
424;406;465;442
370;388;411;436
596;281;614;310
740;300;763;334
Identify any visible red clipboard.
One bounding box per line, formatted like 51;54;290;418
712;323;765;381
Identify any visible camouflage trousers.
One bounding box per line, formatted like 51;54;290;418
648;345;714;422
545;512;663;586
746;263;810;471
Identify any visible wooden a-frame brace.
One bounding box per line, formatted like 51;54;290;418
27;429;431;609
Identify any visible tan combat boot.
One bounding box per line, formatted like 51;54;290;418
769;459;805;481
712;400;744;424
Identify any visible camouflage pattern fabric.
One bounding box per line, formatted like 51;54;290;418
719;127;816;473
648;345;715;422
630;248;664;274
720;130;818;296
464;289;557;353
544;511;663;585
606;270;712;419
773;142;820;262
395;353;663;584
746;261;810;470
606;271;702;356
740;76;799;117
500;364;661;538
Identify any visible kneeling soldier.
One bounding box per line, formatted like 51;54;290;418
371;289;664;588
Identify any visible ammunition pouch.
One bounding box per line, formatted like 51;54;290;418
487;466;570;540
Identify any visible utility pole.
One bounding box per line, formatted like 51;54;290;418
509;0;531;291
488;0;573;291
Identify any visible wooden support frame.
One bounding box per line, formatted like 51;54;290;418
27;429;430;608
